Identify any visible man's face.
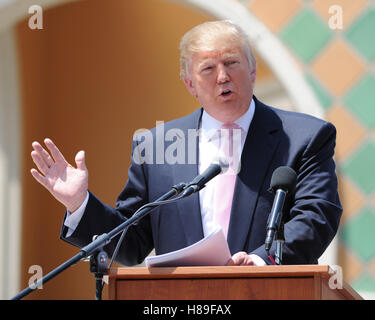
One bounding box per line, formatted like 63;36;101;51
183;38;256;123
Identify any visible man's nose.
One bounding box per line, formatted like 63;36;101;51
217;65;230;83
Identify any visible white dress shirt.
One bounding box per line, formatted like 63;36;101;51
198;99;254;237
64;99;265;265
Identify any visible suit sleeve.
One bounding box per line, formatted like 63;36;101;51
250;121;343;264
60;138;154;266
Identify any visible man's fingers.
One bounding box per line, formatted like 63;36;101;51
31;151;50;176
235;253;247;265
32;141;54;168
228;252;255;266
30;168;49;189
225;258;235;266
44;138;66;163
241;256;254;266
75;151;87;171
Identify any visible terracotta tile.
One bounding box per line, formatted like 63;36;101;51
370;258;375;279
326;105;366;161
311;40;365;96
248;0;302;32
311;0;366;30
254;51;274;82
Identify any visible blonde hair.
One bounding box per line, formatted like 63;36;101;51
179;20;256;80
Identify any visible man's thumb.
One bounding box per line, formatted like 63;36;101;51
75;150;87;171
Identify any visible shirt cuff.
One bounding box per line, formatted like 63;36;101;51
63;191;89;237
249;254;266;266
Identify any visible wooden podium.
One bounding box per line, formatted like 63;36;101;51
108;265;363;300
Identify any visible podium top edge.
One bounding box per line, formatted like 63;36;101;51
108;265;332;279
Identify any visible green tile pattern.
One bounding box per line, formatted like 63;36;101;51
340;207;375;262
346;10;375;61
250;2;375;296
344;74;375;128
280;9;332;62
342;141;375;194
352;272;375;293
305;73;332;110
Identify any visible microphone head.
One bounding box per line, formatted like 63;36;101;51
213;156;229;174
270;166;297;193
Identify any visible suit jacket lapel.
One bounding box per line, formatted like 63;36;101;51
171;108;204;245
227;98;282;254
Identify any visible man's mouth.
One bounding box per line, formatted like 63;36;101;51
220;89;233;97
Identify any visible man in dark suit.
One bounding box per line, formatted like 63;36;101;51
30;21;342;266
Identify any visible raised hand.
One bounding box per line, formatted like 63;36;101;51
30;138;89;213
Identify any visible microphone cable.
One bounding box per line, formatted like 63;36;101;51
107;183;189;271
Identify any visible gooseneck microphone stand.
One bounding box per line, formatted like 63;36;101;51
11;182;187;300
274;221;285;265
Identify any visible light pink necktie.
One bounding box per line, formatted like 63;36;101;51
213;123;241;238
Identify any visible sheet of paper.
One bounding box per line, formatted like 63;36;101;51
145;226;231;267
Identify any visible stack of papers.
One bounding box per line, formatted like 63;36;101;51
145;227;231;267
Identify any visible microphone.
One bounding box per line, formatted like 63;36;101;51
265;166;297;252
182;157;229;197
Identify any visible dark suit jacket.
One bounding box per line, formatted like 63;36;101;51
61;97;342;265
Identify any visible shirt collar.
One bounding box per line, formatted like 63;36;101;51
200;98;255;142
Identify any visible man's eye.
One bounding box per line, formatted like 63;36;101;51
226;60;238;66
200;66;213;74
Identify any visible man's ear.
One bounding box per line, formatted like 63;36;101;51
250;68;257;83
183;77;197;97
